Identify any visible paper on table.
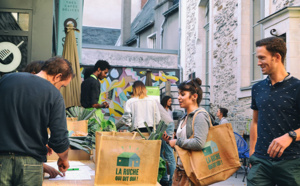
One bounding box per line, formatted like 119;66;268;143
49;170;91;180
45;161;85;167
45;161;92;180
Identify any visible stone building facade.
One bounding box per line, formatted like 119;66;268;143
180;0;300;134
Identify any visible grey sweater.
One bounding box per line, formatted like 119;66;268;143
176;107;211;151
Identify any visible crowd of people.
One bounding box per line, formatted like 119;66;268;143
0;36;299;186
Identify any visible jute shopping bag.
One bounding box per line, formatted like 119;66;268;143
175;110;240;186
94;131;150;166
94;135;161;186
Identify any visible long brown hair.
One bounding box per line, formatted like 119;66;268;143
132;80;147;99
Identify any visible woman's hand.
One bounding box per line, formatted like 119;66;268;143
162;132;176;147
169;139;177;148
162;131;171;142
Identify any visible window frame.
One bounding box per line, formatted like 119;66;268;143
147;32;157;49
250;0;264;83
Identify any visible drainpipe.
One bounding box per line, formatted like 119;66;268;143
160;17;166;49
137;35;140;48
120;0;131;46
178;0;182;82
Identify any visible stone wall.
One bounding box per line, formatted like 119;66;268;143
196;0;253;133
211;0;242;132
181;0;246;133
184;0;198;78
271;0;300;12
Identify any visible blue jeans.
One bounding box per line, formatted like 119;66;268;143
160;122;176;186
0;153;43;186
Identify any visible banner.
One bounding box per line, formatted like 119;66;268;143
57;0;83;62
146;86;160;102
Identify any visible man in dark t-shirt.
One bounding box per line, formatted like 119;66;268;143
0;57;73;185
248;37;300;186
81;60;111;120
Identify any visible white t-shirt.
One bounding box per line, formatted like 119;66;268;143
124;96;161;129
176;117;187;167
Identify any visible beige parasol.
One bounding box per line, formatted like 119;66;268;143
60;23;81;108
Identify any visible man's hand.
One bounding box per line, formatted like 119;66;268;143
100;102;109;108
43;164;63;178
267;133;293;158
57;158;69;176
46;144;53;156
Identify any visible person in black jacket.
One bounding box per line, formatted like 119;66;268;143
0;57;73;185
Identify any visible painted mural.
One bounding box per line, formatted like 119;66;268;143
81;66;179;122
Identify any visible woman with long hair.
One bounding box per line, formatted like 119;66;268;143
117;80;161;132
159;95;176;186
161;95;173;119
163;78;211;186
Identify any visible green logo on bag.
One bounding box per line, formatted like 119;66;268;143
117;152;140;167
203;141;223;170
115;152;140;182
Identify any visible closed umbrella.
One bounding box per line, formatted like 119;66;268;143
145;69;152;86
60;23;81;108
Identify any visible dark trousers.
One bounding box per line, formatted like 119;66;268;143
247;155;300;186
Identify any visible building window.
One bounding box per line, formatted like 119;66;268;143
251;0;264;82
0;10;31;73
147;33;156;49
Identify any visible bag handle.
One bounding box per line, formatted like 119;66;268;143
190;109;213;138
132;132;137;139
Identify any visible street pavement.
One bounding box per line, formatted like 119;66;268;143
210;168;247;186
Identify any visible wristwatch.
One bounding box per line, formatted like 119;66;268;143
288;131;297;142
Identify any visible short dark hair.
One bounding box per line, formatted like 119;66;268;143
161;95;172;111
93;60;111;72
219;107;228;117
83;67;94;80
41;56;74;81
23;60;44;74
178;78;203;105
255;37;286;64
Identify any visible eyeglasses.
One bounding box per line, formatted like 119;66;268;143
185;79;198;90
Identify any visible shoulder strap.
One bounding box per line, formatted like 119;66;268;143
190;109;213;138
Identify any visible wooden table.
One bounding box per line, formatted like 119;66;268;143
43;160;161;186
43;160;95;186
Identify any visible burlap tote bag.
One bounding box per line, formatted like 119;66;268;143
174;110;240;186
94;132;161;186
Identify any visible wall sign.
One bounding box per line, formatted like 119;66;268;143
0;41;24;72
57;0;83;62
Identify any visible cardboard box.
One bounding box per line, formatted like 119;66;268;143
47;118;88;136
47;148;90;161
67;118;88;136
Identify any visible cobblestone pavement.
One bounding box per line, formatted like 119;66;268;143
210;169;247;186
